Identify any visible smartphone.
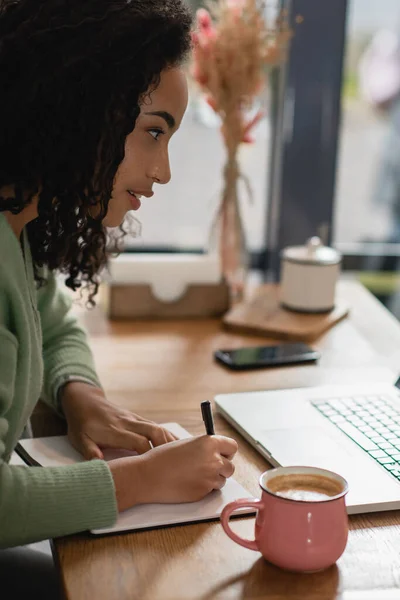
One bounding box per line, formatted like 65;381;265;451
214;342;320;371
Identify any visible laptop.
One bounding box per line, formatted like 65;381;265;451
215;376;400;514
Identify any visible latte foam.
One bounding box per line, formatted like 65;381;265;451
267;473;343;502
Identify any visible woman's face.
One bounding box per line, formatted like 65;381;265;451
103;67;189;228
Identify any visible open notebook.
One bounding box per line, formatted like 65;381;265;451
16;423;255;535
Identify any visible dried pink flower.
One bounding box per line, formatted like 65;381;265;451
190;0;295;301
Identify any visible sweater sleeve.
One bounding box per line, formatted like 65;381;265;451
37;271;102;414
0;328;118;549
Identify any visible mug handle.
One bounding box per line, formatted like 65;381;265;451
220;498;262;551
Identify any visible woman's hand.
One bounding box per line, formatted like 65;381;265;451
61;382;177;459
108;434;239;511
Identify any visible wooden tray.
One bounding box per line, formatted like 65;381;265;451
222;284;350;341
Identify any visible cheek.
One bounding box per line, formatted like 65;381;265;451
117;131;146;179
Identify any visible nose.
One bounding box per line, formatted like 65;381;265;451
151;148;171;185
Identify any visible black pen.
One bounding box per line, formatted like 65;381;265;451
201;400;215;435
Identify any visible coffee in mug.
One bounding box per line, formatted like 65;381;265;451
267;472;344;502
221;466;349;573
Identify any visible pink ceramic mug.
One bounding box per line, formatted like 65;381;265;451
221;466;349;573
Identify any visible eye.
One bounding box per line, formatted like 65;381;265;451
148;128;165;141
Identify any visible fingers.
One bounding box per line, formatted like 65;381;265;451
108;430;152;455
121;419;174;448
78;434;104;460
219;456;235;479
213;435;239;458
214;475;228;490
213;458;235;491
165;430;179;442
225;453;236;461
146;424;178;444
210;457;235;492
129;414;178;442
160;428;178;443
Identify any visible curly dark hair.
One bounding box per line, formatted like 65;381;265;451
0;0;192;302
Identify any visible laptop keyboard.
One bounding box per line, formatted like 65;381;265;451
312;395;400;481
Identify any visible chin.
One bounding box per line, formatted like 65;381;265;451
102;213;126;228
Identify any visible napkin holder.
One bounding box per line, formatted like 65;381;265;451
101;253;229;319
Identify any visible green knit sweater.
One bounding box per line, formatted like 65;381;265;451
0;214;117;548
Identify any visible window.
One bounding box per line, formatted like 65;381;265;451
334;0;400;260
124;0;280;265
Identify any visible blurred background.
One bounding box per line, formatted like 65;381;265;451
123;0;400;319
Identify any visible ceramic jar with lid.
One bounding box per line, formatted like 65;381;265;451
280;236;342;313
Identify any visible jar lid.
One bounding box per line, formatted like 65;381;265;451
280;236;341;266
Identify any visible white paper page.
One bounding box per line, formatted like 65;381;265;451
18;423;255;535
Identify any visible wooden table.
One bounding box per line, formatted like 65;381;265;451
52;281;400;600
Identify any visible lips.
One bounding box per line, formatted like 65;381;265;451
127;190;142;210
128;190;142;199
128;189;154;199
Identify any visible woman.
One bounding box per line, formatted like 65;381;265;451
0;0;238;587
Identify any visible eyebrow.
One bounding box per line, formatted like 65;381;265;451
144;110;176;130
